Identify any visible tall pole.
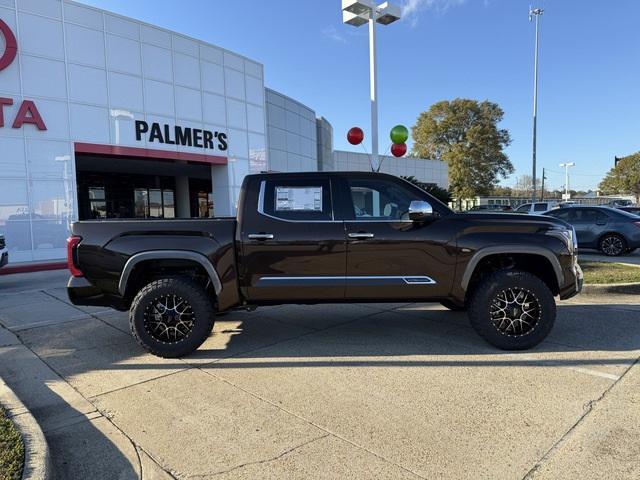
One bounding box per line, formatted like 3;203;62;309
530;7;543;203
368;11;379;172
540;167;545;201
564;164;569;197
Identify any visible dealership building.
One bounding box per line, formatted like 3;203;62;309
0;0;448;265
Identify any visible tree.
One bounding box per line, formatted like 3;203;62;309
599;152;640;202
411;99;513;204
401;176;452;204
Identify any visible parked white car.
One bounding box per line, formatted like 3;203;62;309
514;202;559;214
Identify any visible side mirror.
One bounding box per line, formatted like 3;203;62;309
408;200;434;221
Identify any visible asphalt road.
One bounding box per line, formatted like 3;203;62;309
579;248;640;265
0;270;639;479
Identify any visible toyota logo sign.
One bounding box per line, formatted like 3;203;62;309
0;18;18;71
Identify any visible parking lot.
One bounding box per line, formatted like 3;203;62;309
0;269;639;479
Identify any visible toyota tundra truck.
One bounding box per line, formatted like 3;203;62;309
67;172;583;357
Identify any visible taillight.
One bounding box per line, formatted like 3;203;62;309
67;236;83;277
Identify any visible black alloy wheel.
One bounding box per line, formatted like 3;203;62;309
467;270;556;350
599;234;626;257
130;277;215;358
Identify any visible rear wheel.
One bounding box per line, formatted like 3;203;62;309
599;234;626;256
440;299;466;312
467;270;555;350
130;277;215;358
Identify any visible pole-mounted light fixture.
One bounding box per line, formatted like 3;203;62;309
341;0;401;171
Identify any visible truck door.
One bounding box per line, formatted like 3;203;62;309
240;176;346;301
341;176;453;300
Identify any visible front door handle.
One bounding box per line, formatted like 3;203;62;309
348;232;375;239
248;233;274;240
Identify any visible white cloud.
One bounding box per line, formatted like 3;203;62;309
402;0;466;26
322;25;347;44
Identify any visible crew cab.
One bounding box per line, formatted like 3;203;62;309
67;172;583;357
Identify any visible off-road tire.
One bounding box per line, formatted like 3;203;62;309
467;270;556;350
598;233;627;257
440;299;466;312
130;277;215;358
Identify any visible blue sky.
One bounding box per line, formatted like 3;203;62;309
78;0;639;191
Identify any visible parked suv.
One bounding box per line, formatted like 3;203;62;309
544;206;640;256
514;202;559;214
67;172;582;357
0;234;7;269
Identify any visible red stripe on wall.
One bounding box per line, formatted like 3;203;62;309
74;143;228;165
0;262;67;275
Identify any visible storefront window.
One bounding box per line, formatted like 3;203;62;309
89;187;107;219
163;191;175;218
149;189;162;218
134;189;148;218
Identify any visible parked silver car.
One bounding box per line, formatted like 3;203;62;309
544;206;640;256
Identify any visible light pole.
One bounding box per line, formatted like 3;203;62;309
529;6;543;203
342;1;401;172
110;109;135;145
559;162;575;200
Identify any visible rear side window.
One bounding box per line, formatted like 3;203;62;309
573;209;607;222
534;203;548;212
515;204;531;213
261;178;333;221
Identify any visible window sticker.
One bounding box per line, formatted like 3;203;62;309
275;186;323;212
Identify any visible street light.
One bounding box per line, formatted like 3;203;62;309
559;162;575;200
529;6;543;203
110;109;135;145
342;0;401;172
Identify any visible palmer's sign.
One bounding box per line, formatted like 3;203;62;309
135;121;228;153
0;18;47;131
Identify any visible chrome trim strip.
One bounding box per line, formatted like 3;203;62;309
257;275;436;285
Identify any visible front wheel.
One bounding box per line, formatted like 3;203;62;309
130;277;215;358
599;234;626;256
467;270;556;350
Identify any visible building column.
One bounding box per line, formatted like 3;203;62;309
175;176;191;218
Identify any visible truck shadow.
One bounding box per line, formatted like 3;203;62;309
189;302;640;366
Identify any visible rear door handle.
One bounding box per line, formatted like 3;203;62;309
348;232;375;239
248;233;274;240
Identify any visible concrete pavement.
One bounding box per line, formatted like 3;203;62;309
0;270;639;479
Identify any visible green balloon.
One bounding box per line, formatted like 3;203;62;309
390;125;409;144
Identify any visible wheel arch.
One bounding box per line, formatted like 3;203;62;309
118;250;222;297
461;246;563;295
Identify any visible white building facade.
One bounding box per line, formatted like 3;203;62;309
0;0;448;266
0;0;266;263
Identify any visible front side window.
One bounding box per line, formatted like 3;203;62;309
515;204;531;213
534;203;548;212
348;178;422;221
547;209;573;221
262;179;332;221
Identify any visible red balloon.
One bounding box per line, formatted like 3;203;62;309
391;143;407;157
347;127;364;145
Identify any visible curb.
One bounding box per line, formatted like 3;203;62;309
0;377;51;480
581;282;640;295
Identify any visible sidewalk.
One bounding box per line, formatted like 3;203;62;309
1;270;639;479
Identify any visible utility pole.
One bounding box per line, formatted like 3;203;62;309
540;168;546;201
529;6;544;203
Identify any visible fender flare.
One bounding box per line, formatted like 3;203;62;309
460;245;564;291
118;250;222;296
